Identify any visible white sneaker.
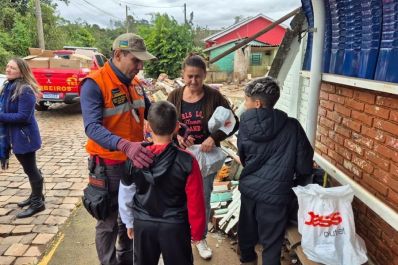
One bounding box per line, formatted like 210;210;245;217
195;239;212;259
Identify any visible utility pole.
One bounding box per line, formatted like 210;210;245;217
126;5;129;33
184;3;187;25
35;0;45;49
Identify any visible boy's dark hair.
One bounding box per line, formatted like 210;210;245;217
244;76;280;108
148;101;177;136
182;52;206;72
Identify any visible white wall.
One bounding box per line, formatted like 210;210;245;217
274;34;310;132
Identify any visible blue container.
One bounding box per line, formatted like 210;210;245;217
323;1;332;72
375;0;398;83
329;0;346;74
302;0;314;71
358;0;383;79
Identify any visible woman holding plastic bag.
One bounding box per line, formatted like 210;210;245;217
168;53;239;260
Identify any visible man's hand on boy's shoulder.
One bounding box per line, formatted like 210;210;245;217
127;228;134;240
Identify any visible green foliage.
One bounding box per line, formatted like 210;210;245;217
138;14;195;79
0;3;207;74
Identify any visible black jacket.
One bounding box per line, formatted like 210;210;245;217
130;143;193;223
237;108;314;205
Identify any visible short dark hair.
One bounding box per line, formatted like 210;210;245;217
147;101;177;136
182;52;206;72
244;77;280;108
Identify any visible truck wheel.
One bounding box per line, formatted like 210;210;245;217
35;102;49;111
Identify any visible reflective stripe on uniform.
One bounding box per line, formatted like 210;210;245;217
103;99;145;117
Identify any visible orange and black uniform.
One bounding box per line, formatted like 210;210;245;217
80;60;151;265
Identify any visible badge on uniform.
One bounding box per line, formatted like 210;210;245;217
111;88;127;106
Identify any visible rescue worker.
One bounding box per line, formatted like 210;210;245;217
80;33;155;265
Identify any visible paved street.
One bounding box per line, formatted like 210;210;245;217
0;103;87;265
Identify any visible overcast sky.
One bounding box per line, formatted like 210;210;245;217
56;0;301;29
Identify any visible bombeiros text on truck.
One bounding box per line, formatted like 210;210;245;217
24;46;107;110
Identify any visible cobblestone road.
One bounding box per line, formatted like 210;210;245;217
0;103;88;265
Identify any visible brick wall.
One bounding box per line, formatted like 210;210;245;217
315;82;398;265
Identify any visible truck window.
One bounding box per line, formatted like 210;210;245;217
95;55;106;67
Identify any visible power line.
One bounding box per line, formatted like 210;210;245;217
116;0;183;9
79;0;120;19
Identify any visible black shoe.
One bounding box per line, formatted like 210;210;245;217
16;204;45;218
17;196;32;208
17;178;45;218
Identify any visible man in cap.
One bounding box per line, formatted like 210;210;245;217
80;33;156;265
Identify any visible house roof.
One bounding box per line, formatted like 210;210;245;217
203;13;288;42
203;38;275;52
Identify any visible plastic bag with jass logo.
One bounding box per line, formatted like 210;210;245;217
292;184;368;265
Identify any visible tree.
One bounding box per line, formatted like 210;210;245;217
138;13;195;78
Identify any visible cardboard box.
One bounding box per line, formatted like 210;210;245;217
26;57;50;68
49;58;80;69
29;48;43;56
70;54;92;68
41;50;55;57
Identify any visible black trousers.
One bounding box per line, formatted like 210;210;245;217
238;195;289;265
15;152;42;182
134;219;193;265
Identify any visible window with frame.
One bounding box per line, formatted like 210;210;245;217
251;53;262;65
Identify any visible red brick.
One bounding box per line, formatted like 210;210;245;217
336;145;352;160
374;118;398;136
328;130;344;145
328;149;344;164
361;126;386;143
344;139;364;155
318;107;326;117
317;125;329;136
387;190;398;209
352;132;374;149
320;91;328;100
352;155;374;174
376;95;398;110
351;110;373;126
364;150;390;171
334;104;351;117
374;143;397;161
336;86;354;98
315;141;328;154
391;163;398;178
335;124;351;138
329;94;345;105
320;135;335;150
343;159;362;177
346;98;365;111
342;117;361;132
326;110;342;123
364;104;390;119
390;176;398;193
374;168;390;185
321;82;335;93
385;135;398;151
364;175;388;195
319;116;334;129
353;90;376;104
320;100;334;111
391;109;398;123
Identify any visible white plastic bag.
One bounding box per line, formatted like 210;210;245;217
187;145;226;177
292;184;368;265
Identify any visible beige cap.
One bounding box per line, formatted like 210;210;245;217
112;33;156;61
